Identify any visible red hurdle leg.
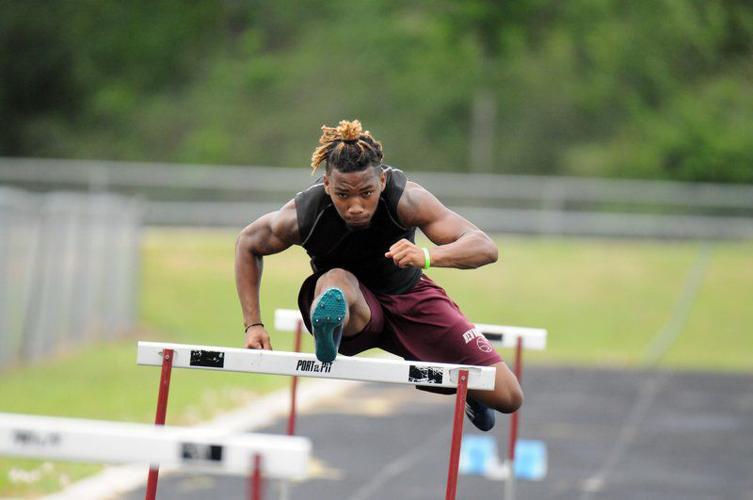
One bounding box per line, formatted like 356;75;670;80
507;337;524;463
250;454;263;500
505;337;524;500
145;348;174;500
445;368;469;500
287;320;303;436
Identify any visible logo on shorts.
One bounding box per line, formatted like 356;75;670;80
476;337;493;353
462;327;483;344
296;359;333;374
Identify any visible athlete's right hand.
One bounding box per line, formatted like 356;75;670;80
244;326;273;350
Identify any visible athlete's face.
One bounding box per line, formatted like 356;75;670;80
324;166;386;230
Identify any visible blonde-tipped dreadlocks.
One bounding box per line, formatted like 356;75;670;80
310;119;384;174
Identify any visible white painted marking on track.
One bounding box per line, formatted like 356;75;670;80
579;244;712;499
345;424;452;500
642;244;713;367
578;372;668;499
307;456;345;480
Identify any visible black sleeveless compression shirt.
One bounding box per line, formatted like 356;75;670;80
294;165;421;294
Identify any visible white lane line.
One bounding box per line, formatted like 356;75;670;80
579;372;668;498
345;424;452;500
579;244;713;499
643;244;713;367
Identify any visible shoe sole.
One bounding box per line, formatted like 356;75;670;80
311;288;346;363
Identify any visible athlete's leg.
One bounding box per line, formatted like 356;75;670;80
468;361;523;414
308;268;374;362
312;268;371;337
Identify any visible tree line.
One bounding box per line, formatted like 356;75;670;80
2;0;752;183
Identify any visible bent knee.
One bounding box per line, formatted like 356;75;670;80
315;268;358;291
317;268;356;284
494;384;524;414
503;385;524;413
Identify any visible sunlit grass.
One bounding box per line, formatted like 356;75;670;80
1;229;751;496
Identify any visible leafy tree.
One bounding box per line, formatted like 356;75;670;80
2;0;752;183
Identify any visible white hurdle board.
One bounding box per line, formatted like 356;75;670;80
137;341;496;391
472;324;547;351
0;412;310;479
274;308;548;351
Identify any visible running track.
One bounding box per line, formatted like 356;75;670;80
118;366;753;500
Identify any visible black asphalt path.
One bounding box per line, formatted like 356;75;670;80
119;366;753;500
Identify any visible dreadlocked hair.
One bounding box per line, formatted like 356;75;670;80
310;119;384;174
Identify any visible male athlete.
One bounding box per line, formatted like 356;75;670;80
235;120;522;430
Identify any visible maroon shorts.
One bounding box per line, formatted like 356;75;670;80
297;273;502;367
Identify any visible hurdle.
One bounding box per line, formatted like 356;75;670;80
0;412;311;500
475;323;547;500
137;341;496;500
273;308;548;499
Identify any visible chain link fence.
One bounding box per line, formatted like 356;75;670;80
0;187;143;369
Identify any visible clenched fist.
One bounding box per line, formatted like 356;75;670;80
385;239;427;269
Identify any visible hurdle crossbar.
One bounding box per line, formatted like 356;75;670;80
473;324;547;351
0;412;311;479
273;308;547;350
137;341;496;391
138;340;495;500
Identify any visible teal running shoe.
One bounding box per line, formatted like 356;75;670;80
311;287;346;363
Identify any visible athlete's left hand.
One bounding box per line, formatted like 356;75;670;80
385;239;426;268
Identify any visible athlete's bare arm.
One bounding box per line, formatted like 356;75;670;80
386;182;498;269
388;183;521;413
235;199;300;350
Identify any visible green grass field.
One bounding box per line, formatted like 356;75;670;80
1;229;752;496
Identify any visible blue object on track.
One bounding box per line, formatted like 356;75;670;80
459;435;498;476
514;439;548;480
311;287;346;363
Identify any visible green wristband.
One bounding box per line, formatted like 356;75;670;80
422;247;431;270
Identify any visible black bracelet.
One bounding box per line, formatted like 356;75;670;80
244;322;264;333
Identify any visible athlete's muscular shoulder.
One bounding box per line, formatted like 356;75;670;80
238;199;300;256
269;199;301;245
396;181;481;245
396;181;444;228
